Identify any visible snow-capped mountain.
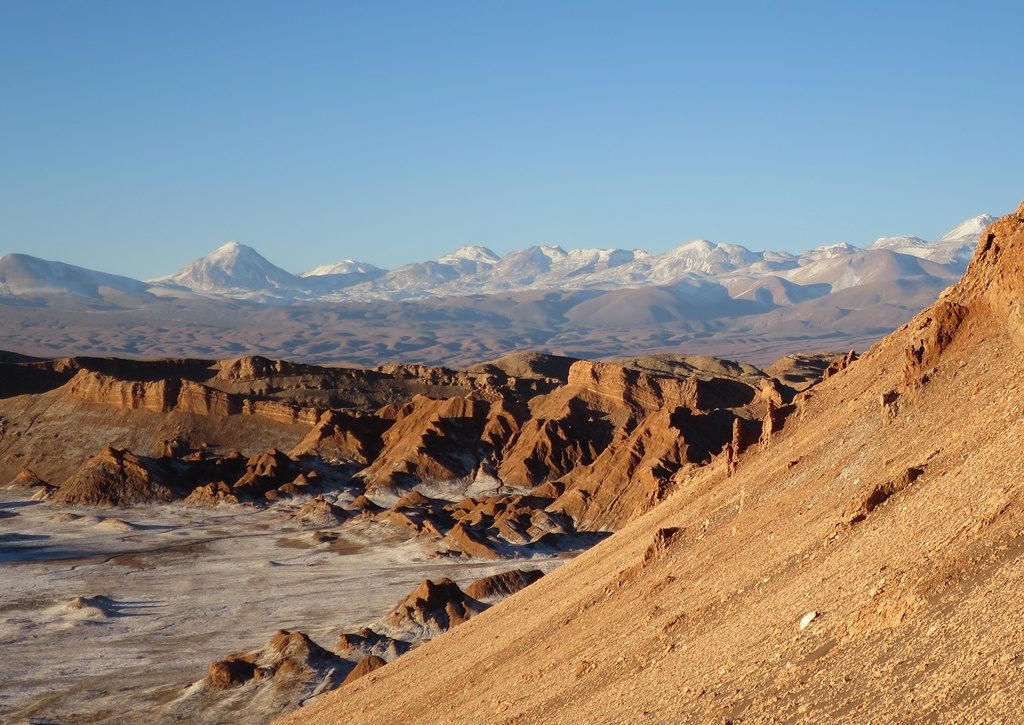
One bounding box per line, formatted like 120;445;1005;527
649;240;761;277
783;248;956;293
302;259;385;277
0;253;155;304
940;214;995;244
4;211;991;306
868;214;994;265
151;241;303;298
869;235;929;252
437;246;501;265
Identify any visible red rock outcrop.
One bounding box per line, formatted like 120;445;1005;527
290;410;392;464
955;202;1024;317
183;481;241;506
382;578;487;640
439;520;505;559
205;629;346;690
822;350;859;379
7;467;55;493
464;568;545;602
345;495;384;515
550;407;736;530
215;355;310;381
359;396;491;494
63;370;181;412
333;627;408;661
61;369;322;425
496;361;760;489
52;447;176;506
341;655;387;685
480;395;528;453
232;449;299;499
378;491;453;537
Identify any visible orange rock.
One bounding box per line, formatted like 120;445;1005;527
341;655;387;685
358;396;491;494
207;657;257;689
465;569;544;601
52;447;176;506
290;410;391;464
383;578;487;639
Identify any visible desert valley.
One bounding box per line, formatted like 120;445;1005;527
0;335;837;722
4;205;1024;722
4;3;1022;722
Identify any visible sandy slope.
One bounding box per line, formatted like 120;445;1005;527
285;205;1024;723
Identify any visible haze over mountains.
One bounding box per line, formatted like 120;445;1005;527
0;213;993;366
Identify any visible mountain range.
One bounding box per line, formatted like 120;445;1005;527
0;213;994;366
0;213;991;305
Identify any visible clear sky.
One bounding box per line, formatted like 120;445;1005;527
1;1;1022;279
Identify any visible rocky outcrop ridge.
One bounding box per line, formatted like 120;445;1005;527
52;447;177;506
206;630;345;690
493;360;765;500
381;578;487;641
289;495;349;528
358;396;491;495
5;341;837;538
7;468;55;494
290;410;392;464
64;370;322;425
551;406;736;529
464;568;545;602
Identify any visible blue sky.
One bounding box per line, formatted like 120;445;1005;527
1;0;1022;278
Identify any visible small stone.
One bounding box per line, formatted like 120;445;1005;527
799;611;818;630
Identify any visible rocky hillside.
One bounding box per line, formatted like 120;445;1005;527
2;349;837;540
284;203;1024;722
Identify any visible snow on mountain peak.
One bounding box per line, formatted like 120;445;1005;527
815;242;858;253
302;259;383;277
672;239;715;253
939;213;994;244
152;241;300;295
870;235;928;250
0;253;153;301
539;244;568;260
438;246;501;265
215;240;243;253
124;208;1000;302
